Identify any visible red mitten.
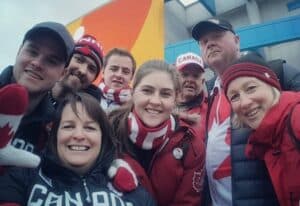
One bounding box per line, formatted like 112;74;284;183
0;84;40;167
108;159;138;192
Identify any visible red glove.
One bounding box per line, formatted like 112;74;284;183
0;84;40;167
108;159;138;192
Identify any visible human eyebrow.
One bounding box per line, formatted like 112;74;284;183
139;85;154;93
49;54;64;64
161;88;174;93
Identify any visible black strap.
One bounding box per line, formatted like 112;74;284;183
267;59;286;89
287;103;300;151
205;87;218;143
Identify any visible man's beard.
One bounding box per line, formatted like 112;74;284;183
56;79;77;99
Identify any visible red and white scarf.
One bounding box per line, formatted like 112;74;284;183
128;110;176;150
99;81;132;105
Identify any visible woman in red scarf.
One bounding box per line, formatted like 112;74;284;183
109;60;205;206
222;53;300;206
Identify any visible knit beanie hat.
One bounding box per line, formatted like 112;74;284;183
222;53;281;95
74;35;104;76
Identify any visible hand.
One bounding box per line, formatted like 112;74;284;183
108;158;138;192
178;111;201;124
0;84;40;167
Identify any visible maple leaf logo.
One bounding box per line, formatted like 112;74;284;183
0;123;13;148
0;113;23;149
207;117;231;180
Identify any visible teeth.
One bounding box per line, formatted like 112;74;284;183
112;80;122;84
71;74;80;79
68;145;89;151
69;74;81;82
246;109;258;118
26;70;42;80
146;109;159;114
184;86;194;89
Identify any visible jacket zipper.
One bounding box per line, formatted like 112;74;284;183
148;137;169;174
82;178;91;203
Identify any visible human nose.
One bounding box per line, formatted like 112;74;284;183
239;94;252;109
72;127;86;141
149;92;161;105
30;56;43;70
206;40;216;50
78;64;88;76
114;68;123;77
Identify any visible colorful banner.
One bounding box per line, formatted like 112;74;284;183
67;0;164;85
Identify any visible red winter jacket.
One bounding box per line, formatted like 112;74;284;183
245;92;300;206
124;120;206;206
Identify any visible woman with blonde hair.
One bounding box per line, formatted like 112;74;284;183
222;54;300;206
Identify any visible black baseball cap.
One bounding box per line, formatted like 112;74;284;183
23;22;75;62
192;18;235;41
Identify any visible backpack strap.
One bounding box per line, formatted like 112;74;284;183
287;103;300;151
267;59;286;89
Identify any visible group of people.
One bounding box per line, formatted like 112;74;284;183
0;16;299;206
191;18;300;206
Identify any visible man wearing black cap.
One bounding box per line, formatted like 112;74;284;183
0;22;74;155
192;17;300;206
192;18;240;77
51;34;104;104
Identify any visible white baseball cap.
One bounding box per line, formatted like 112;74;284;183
176;52;204;72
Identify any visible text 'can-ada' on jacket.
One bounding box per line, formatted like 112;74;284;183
0;147;156;206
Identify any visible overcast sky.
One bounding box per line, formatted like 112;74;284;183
0;0;110;72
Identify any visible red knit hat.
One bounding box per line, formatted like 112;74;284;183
222;55;281;95
74;35;104;75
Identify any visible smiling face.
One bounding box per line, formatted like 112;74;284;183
179;65;205;102
226;77;280;129
199;30;240;75
61;53;98;90
103;55;134;89
132;71;176;128
13;35;65;95
57;103;101;174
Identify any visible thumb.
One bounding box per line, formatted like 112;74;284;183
108;159;138;192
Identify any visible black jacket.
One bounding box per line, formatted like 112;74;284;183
231;128;279;206
0;148;156;206
0;66;55;154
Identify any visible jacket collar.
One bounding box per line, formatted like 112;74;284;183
177;92;205;110
0;65;14;87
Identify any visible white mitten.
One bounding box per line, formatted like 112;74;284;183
0;84;40;167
